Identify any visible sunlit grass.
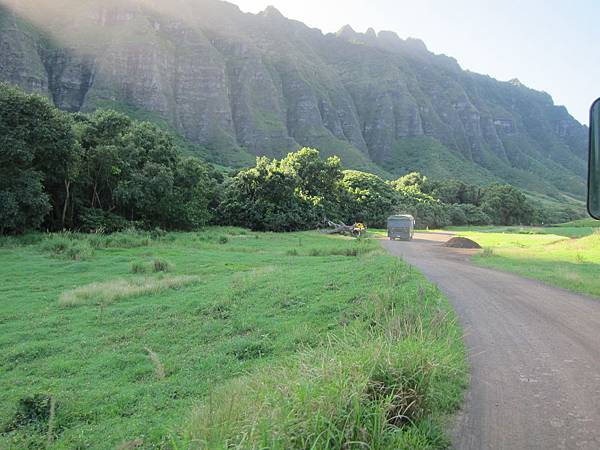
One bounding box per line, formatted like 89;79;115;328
446;224;597;238
59;275;201;307
455;231;568;248
459;229;600;298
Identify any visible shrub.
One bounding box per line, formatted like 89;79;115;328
130;260;148;274
88;232;151;249
481;247;495;257
41;235;71;254
65;241;94;261
5;394;54;432
150;227;167;240
228;339;273;361
153;258;173;273
41;234;93;260
79;208;132;233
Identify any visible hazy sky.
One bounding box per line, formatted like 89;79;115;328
235;0;599;125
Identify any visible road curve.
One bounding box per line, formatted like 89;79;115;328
381;233;600;450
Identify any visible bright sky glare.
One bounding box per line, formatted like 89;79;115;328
235;0;600;125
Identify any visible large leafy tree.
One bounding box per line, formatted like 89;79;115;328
73;111;131;215
0;83;75;233
390;180;450;228
280;148;345;222
171;157;216;229
427;179;483;206
480;184;533;225
448;203;491;226
219;156;319;231
341;170;399;227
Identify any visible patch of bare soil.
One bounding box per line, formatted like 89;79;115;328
443;237;481;249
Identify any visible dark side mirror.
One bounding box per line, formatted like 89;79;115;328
589;98;600;219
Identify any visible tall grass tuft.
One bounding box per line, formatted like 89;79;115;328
153;258;173;273
46;396;56;447
130;260;148;274
481;247;495;258
144;347;166;380
88;232;151;249
306;241;377;257
59;276;200;307
41;235;94;260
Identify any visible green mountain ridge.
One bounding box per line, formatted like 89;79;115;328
0;0;588;199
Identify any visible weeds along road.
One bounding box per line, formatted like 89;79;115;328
382;233;600;450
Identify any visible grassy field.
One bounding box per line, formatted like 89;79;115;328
446;222;597;238
0;229;466;449
451;221;600;298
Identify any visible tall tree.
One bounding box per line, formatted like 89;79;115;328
0;83;74;232
481;184;533;225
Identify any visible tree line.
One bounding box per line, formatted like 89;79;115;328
0;83;577;234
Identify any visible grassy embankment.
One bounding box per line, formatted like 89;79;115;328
449;219;600;298
0;229;466;449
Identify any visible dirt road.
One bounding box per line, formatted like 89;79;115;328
382;233;600;450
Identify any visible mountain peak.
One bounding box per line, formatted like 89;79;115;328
261;5;285;19
336;24;357;39
509;78;524;87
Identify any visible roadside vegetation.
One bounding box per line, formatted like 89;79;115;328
0;229;466;449
451;221;600;298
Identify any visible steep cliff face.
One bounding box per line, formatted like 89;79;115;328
0;0;588;197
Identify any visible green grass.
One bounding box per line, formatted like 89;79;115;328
453;226;600;298
0;229;466;449
553;218;600;228
452;231;569;248
446;224;596;238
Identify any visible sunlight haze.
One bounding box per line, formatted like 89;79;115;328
236;0;600;125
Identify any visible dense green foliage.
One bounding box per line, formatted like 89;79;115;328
0;229;466;448
0;83;73;233
0;84;583;234
218;150;344;231
0;84;218;233
72;110;218;231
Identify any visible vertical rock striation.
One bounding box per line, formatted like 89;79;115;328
0;0;588;197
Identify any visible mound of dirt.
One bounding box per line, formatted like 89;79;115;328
443;237;482;249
